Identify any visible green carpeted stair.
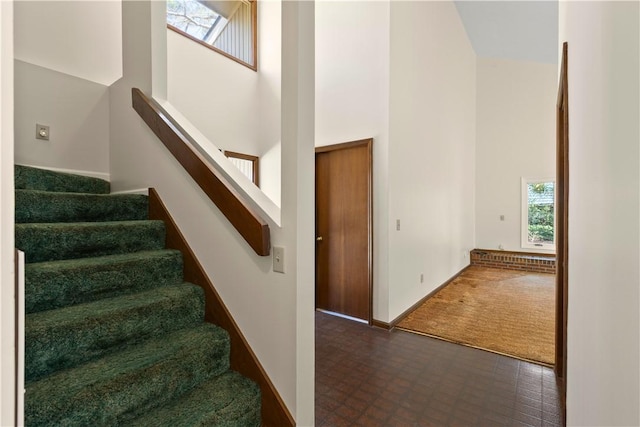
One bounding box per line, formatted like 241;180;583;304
15;165;261;426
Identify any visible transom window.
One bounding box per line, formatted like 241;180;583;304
167;0;257;70
521;178;555;251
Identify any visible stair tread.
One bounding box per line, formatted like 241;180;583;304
15;164;110;194
16;220;165;263
25;249;184;313
129;371;261;427
15;189;148;223
26;283;205;382
25;323;231;426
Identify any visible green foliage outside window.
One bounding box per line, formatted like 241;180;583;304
527;182;554;244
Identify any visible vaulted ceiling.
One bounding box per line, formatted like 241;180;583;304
454;1;558;64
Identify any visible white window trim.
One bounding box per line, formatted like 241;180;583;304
521;177;556;253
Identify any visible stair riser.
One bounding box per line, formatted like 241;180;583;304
26;250;183;314
129;371;261;427
25;326;231;426
26;284;205;382
15;165;110;194
16;221;165;263
15;190;149;223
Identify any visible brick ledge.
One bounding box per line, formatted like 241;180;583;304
470;249;556;274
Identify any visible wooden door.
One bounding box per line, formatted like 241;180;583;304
556;42;569;415
315;139;372;323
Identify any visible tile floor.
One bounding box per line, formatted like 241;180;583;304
315;311;564;427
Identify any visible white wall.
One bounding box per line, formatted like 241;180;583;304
475;57;557;253
167;0;281;205
167;32;259;154
0;2;15;424
315;0;391;321
13;0;120;176
559;1;640;425
260;142;281;206
14;1;122;86
14;60;110;175
256;0;282;206
388;1;476;321
109;1;314;423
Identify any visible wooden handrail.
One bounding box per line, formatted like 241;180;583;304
131;88;270;256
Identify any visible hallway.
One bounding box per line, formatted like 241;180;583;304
315;311;563;426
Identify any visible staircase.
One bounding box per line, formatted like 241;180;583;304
15;165;261;426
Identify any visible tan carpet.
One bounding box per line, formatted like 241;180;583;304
397;266;555;365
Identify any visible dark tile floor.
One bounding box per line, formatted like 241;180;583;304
315;311;564;427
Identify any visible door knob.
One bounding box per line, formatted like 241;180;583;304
316;236;323;241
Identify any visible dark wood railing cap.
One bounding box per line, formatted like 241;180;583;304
131;88;270;256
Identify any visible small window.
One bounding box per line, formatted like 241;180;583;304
225;151;259;187
521;178;555;251
167;0;257;70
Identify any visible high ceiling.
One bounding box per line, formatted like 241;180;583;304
454;1;558;64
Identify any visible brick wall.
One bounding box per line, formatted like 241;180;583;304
470;249;556;274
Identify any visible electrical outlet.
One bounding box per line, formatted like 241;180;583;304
500;215;505;221
396;219;401;231
420;273;424;283
273;246;285;273
36;124;50;141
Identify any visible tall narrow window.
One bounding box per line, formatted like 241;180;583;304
167;0;257;70
522;178;555;251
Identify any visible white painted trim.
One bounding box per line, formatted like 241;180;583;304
521;177;556;252
1;2;16;424
109;188;149;196
16;164;110;182
16;250;24;427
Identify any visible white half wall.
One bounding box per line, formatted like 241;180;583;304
315;0;391;321
109;1;313;422
0;2;15;424
388;0;476;321
475;57;557;253
14;60;110;175
14;1;122;86
559;1;640;425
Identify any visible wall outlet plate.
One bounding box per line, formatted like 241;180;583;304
273;246;285;273
36;124;50;141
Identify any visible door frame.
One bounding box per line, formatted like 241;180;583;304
315;138;374;325
556;41;569;417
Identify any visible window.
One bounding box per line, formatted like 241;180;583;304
521;178;555;251
225;151;259;187
167;0;257;70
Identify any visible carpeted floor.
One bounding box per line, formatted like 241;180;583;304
397;266;555;365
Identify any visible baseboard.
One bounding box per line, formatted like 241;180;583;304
16;163;110;182
148;188;294;427
110;188;149;195
388;265;472;328
371;319;393;330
